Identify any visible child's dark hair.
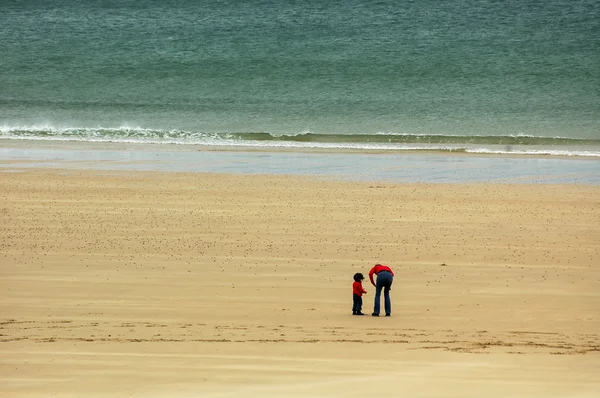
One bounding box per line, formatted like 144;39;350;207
353;272;364;282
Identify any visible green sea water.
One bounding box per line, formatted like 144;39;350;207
1;0;599;152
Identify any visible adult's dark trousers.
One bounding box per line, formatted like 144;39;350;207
373;271;393;315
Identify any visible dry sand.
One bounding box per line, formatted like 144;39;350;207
1;168;599;397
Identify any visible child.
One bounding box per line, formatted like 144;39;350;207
352;273;367;315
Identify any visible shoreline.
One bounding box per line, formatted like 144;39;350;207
2;139;600;185
2;138;600;158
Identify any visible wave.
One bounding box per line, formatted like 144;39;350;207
1;125;600;157
231;132;600;146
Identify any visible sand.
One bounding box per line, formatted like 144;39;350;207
1;168;599;397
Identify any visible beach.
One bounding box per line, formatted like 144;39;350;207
3;0;600;395
1;157;599;397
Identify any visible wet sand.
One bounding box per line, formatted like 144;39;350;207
2;140;600;184
1;168;599;397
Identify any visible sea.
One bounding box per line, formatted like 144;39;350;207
1;0;599;153
1;0;599;183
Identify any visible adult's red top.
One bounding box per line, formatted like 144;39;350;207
368;264;394;286
352;281;366;296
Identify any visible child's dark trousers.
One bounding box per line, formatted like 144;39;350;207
352;294;363;314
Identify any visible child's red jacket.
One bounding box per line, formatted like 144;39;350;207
352;281;366;296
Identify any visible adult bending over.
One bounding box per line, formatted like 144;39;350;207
369;263;394;317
